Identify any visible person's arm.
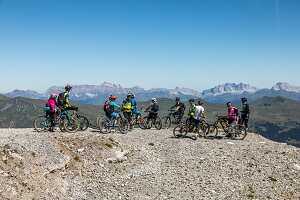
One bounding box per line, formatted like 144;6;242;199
145;105;150;112
110;102;121;109
169;105;175;110
246;104;250;114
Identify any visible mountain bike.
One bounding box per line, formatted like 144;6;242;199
33;109;80;133
173;118;209;139
205;115;247;140
131;109;146;129
96;109;129;134
72;112;89;131
143;111;162;130
161;109;184;129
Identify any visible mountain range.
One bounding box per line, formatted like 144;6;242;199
3;82;300;105
0;94;299;147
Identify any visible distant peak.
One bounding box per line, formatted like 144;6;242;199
272;82;300;93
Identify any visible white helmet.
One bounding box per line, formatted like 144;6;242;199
151;98;157;102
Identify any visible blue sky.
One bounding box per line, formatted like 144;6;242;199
0;0;300;93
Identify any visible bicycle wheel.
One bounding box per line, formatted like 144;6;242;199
143;116;151;129
58;116;66;132
63;116;80;133
137;117;147;130
161;116;171;129
154;116;162;130
198;122;209;137
33;116;50;132
204;125;218;139
98;116;111;134
173;124;188;138
78;115;89;131
118;118;129;134
232;125;247;140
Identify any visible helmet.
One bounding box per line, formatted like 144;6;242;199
188;99;195;102
109;95;117;100
175;97;180;102
226;102;232;107
131;94;135;98
241;97;247;103
127;93;132;97
151;98;157;102
50;93;58;99
65;84;72;91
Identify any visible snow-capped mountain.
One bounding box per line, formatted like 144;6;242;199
271;82;300;93
3;82;300;105
202;83;259;97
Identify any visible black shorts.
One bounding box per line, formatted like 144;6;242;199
123;112;132;122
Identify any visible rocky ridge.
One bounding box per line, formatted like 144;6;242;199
0;128;299;199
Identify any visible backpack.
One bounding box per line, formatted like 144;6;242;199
103;100;112;114
57;92;66;107
233;107;239;117
152;103;159;112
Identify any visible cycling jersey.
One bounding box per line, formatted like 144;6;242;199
122;99;132;113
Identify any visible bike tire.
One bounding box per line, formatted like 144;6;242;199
63;116;80;133
78;115;89;131
118;118;129;134
161;116;171;129
199;122;209;137
232;125;247;140
173;124;188;138
33;116;50;132
137;117;147;130
98;116;111;134
154;116;162;130
59;117;66;132
143;116;151;129
204;125;218;139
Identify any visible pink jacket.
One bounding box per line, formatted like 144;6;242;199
46;99;57;110
228;107;237;121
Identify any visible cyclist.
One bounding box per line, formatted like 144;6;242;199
122;93;133;129
226;102;238;137
131;93;142;118
145;98;159;126
239;97;250;129
226;102;238;125
169;97;185;123
187;99;196;123
106;95;121;120
193;100;205;129
59;85;78;113
44;93;58;132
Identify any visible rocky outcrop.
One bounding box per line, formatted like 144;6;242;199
0;128;299;199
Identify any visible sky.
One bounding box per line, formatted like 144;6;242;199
0;0;300;93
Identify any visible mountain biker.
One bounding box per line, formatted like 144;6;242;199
106;95;121;120
131;93;142;116
61;85;78;112
44;93;58;132
187;99;196;123
193;100;205;129
122;93;133;129
169;97;185;123
239;97;250;129
145;98;159;126
226;102;238;125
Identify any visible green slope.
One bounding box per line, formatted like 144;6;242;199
0;95;299;147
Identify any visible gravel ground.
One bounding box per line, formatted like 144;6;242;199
0;128;299;200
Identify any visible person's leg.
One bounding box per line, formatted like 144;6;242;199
49;110;56;131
